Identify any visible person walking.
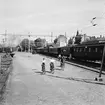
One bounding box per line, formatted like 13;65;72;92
58;54;61;61
41;58;46;74
60;55;65;70
50;58;55;74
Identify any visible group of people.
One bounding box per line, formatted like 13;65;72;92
41;54;65;75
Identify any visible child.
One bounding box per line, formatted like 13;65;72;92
50;58;55;74
60;56;65;70
41;58;46;74
58;54;61;61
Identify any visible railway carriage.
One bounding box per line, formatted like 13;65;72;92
42;47;49;54
71;40;105;61
35;39;105;63
56;46;72;59
0;47;3;53
48;47;59;57
36;47;43;54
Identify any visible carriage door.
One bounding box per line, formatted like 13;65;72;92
58;48;61;55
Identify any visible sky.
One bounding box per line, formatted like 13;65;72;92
0;0;105;43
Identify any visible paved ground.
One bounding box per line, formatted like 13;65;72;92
0;52;105;105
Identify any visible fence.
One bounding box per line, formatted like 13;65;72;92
0;53;12;99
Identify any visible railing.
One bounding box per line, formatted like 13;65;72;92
0;53;12;98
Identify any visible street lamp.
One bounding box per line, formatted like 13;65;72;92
91;17;97;26
80;18;97;34
92;17;104;81
79;18;97;42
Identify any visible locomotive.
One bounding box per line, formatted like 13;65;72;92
35;39;105;62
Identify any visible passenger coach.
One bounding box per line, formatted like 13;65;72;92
71;40;105;61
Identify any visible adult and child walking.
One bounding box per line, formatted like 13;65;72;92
41;54;65;75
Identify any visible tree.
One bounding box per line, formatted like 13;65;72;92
76;30;79;36
74;35;82;44
68;38;73;46
20;38;29;51
30;40;35;52
34;38;47;48
54;38;58;44
74;30;82;44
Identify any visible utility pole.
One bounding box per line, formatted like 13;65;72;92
65;32;66;37
65;32;67;45
25;38;26;52
5;30;7;43
99;45;105;78
28;33;30;53
2;39;5;52
51;32;53;43
92;16;104;81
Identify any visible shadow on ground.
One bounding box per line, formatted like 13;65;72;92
46;74;105;85
35;71;42;74
35;70;105;85
55;68;62;71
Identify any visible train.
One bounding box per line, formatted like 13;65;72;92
34;39;105;63
0;47;16;53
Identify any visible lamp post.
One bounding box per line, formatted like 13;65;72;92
80;18;97;34
51;32;53;43
92;17;104;81
80;18;97;42
2;39;5;52
91;17;97;26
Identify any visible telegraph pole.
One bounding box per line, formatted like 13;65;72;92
28;32;30;52
51;32;53;43
92;16;104;81
65;32;67;45
65;32;66;37
4;30;7;46
2;30;7;52
2;39;5;52
99;45;105;78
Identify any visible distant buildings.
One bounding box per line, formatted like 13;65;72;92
55;35;67;47
81;34;105;42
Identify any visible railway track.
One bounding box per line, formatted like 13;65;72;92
65;59;105;75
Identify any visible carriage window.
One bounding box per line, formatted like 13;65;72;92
81;48;84;52
89;48;91;52
95;48;97;52
74;48;76;52
76;48;78;52
79;48;80;52
77;48;79;52
92;48;95;52
84;48;85;52
80;48;82;52
100;50;103;53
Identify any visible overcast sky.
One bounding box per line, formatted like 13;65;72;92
0;0;105;40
